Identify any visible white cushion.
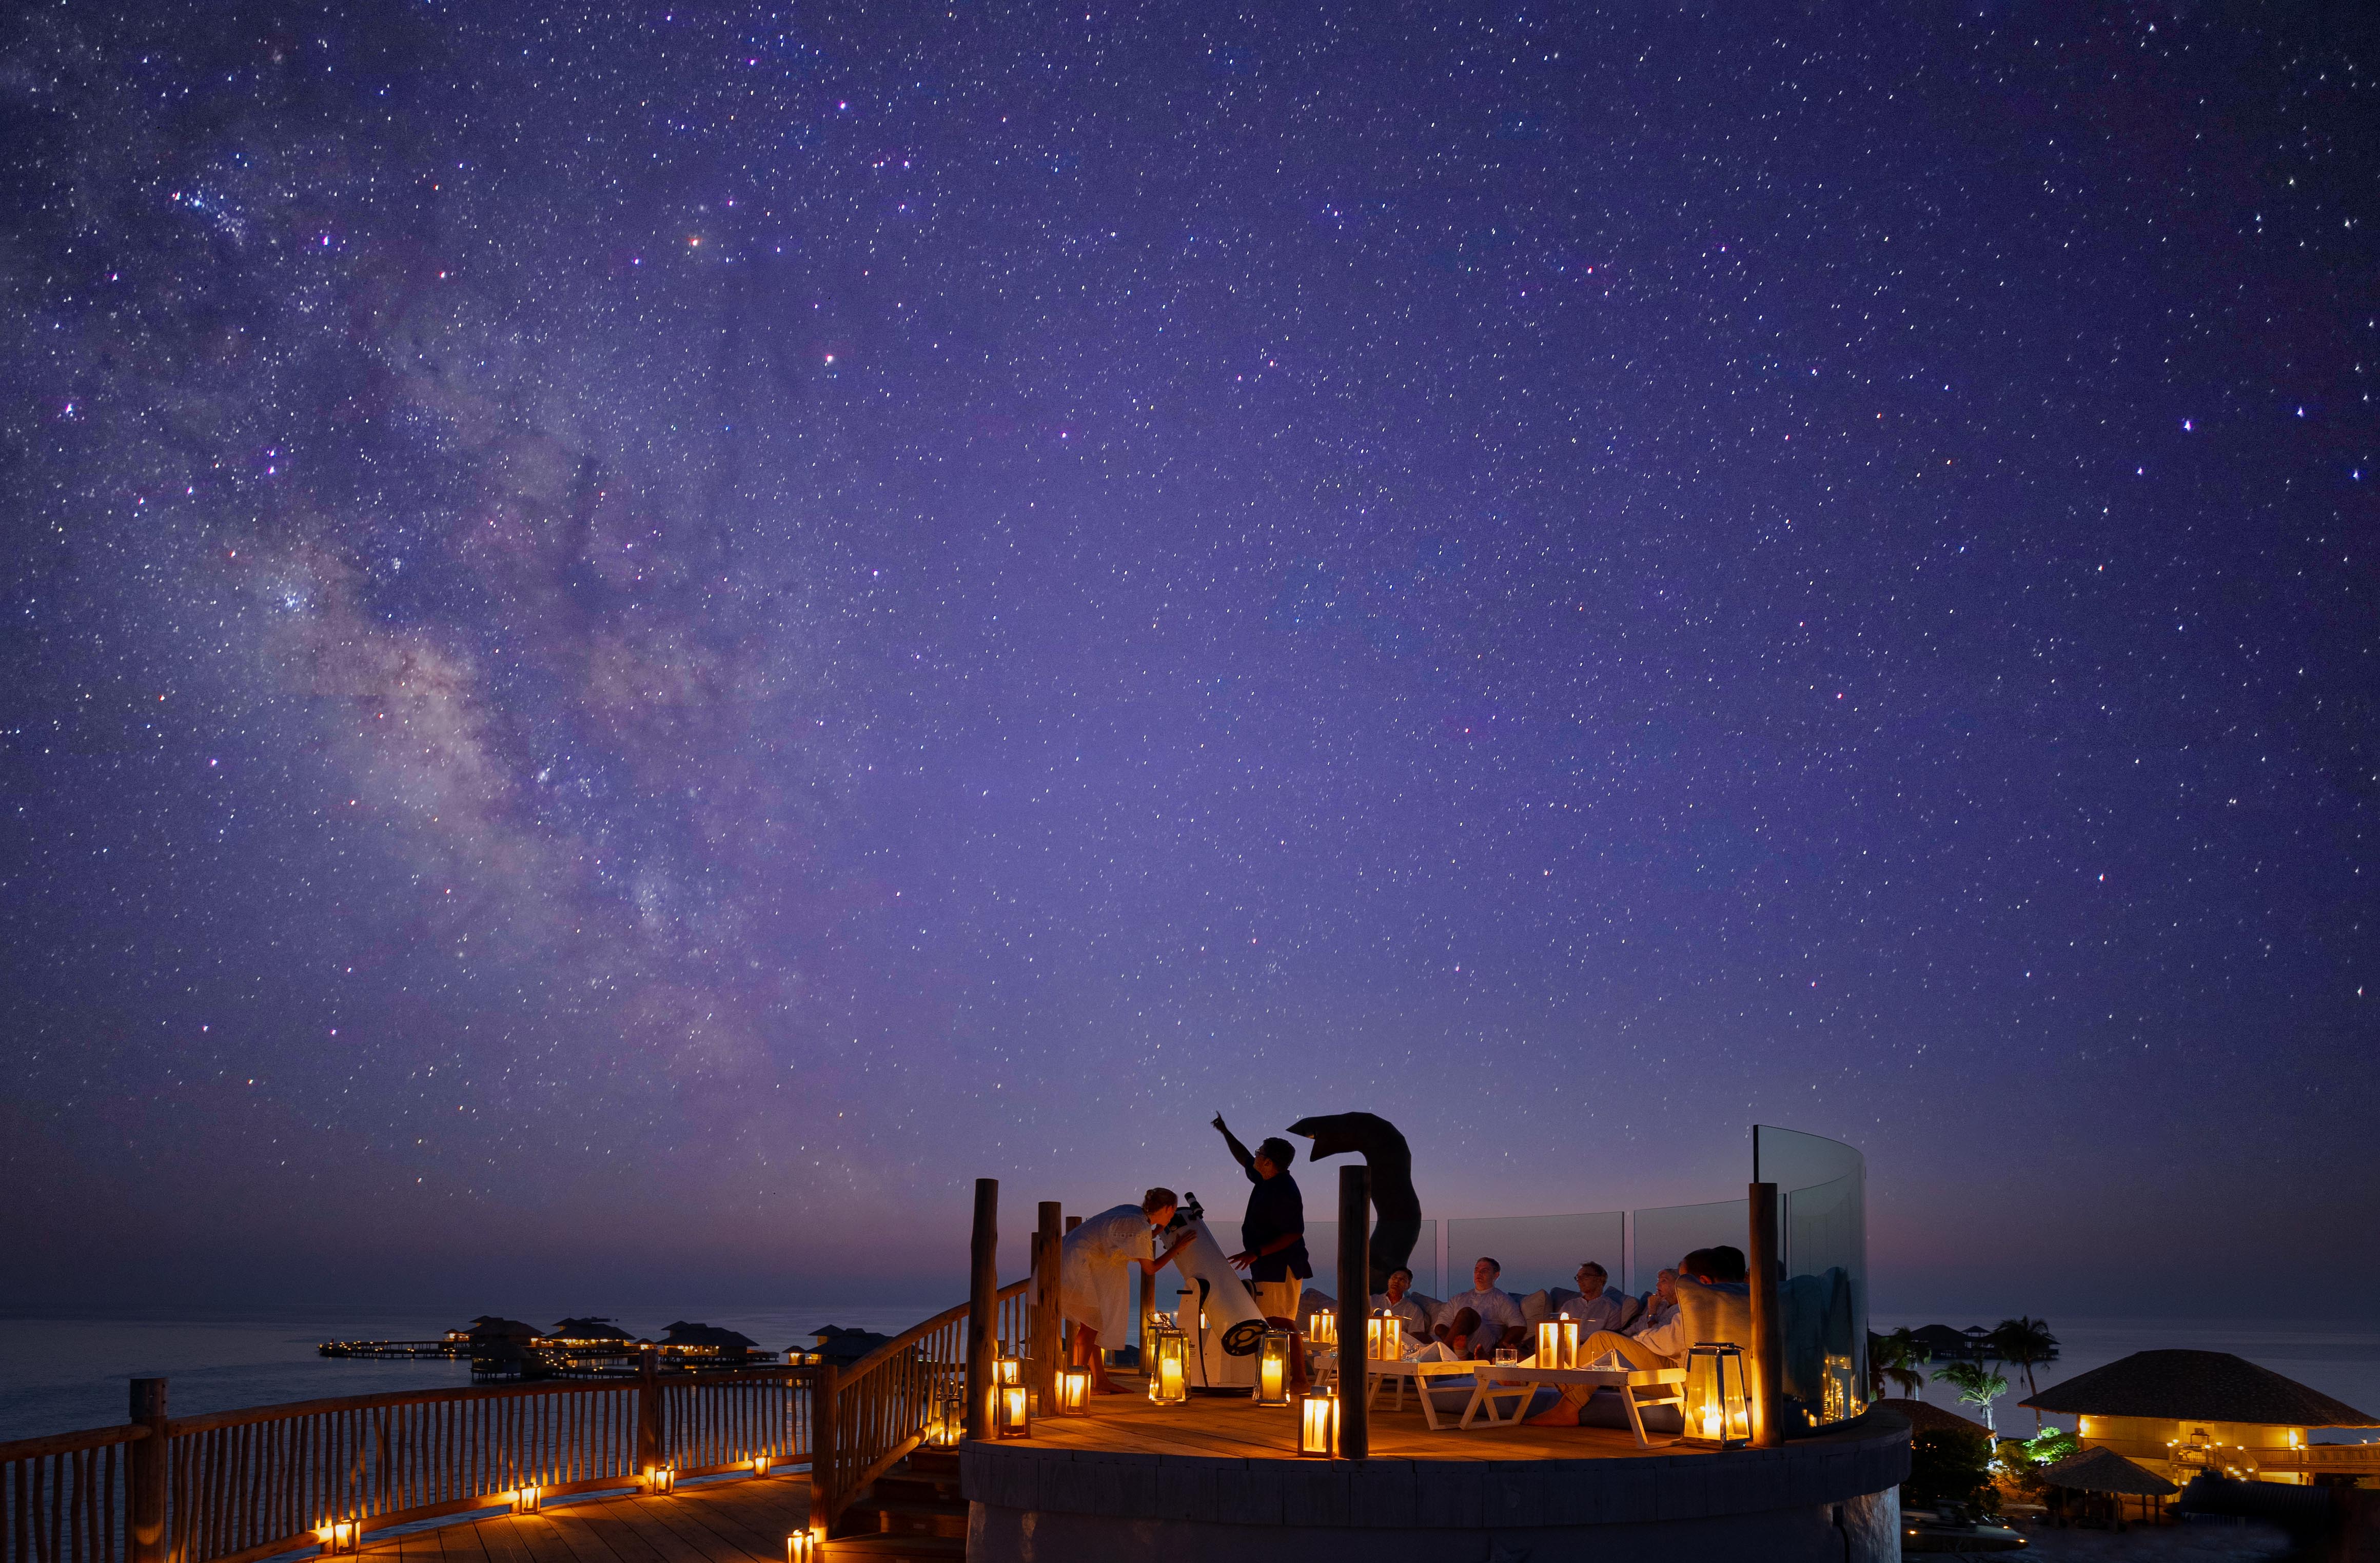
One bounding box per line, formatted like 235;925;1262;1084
1519;1289;1556;1325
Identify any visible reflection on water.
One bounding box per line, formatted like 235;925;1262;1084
0;1304;943;1445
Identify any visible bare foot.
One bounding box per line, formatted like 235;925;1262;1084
1523;1406;1581;1428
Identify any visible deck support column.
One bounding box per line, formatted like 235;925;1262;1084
636;1344;664;1477
128;1378;167;1563
1748;1180;1783;1448
967;1178;1000;1441
1336;1164;1370;1459
808;1361;838;1536
1033;1201;1064;1403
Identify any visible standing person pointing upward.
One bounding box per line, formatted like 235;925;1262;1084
1212;1115;1312;1325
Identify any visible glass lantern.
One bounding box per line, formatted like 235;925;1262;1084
514;1486;542;1515
786;1531;818;1563
1147;1318;1189;1405
1254;1329;1292;1407
1307;1310;1337;1349
318;1520;362;1555
1056;1367;1091;1415
1297;1389;1339;1457
1684;1342;1751;1448
995;1354;1022;1388
1365;1310;1401;1361
996;1381;1031;1439
646;1465;676;1495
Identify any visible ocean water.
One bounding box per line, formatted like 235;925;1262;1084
1870;1314;2380;1445
4;1308;2375;1450
0;1303;943;1446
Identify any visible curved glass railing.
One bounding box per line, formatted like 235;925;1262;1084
1756;1124;1868;1428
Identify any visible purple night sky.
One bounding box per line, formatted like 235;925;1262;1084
2;2;2373;1319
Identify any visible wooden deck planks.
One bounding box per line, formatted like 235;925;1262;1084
1016;1382;1693;1464
359;1478;812;1563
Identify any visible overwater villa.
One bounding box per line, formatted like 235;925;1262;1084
2022;1349;2380;1488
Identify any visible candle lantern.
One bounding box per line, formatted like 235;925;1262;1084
786;1531;818;1563
1297;1389;1339;1458
1365;1310;1401;1361
926;1388;965;1448
752;1455;771;1477
646;1465;676;1495
318;1520;362;1555
1684;1342;1751;1448
995;1354;1022;1387
1535;1318;1581;1370
996;1381;1031;1440
1254;1330;1292;1407
514;1486;542;1514
1306;1310;1337;1349
1147;1318;1190;1405
1056;1367;1091;1415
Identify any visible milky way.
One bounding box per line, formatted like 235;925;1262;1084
3;2;2374;1311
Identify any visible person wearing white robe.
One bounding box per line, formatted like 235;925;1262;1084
1060;1189;1193;1394
1435;1257;1526;1359
1559;1262;1631;1334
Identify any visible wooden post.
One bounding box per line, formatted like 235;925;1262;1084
128;1378;167;1563
1033;1201;1064;1401
966;1178;999;1441
1748;1180;1784;1448
636;1344;664;1478
808;1362;838;1537
1336;1164;1370;1459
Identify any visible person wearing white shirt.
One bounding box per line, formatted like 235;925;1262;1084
1369;1267;1429;1353
1625;1268;1679;1337
1435;1257;1526;1359
1558;1262;1630;1334
1527;1252;1732;1427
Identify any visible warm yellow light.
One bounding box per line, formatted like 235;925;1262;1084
1057;1367;1090;1415
1159;1354;1184;1398
1365;1312;1400;1361
1307;1311;1337;1348
996;1355;1022;1387
996;1382;1031;1440
752;1455;771;1476
1256;1329;1291;1407
785;1531;817;1563
646;1466;675;1495
514;1486;542;1514
1299;1390;1339;1457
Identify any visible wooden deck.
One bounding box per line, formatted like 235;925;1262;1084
355;1474;812;1563
1015;1373;1700;1462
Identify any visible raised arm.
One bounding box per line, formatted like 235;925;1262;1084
1211;1112;1258;1180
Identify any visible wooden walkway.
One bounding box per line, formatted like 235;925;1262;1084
1018;1374;1702;1462
357;1475;811;1563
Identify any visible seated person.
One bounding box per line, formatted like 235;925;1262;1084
1626;1267;1680;1336
1558;1261;1629;1333
1436;1257;1526;1359
1405;1308;1480;1363
1526;1251;1744;1427
1370;1267;1430;1350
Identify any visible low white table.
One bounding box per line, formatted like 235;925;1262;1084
1468;1363;1689;1446
1363;1358;1502;1431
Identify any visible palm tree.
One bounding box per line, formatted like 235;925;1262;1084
1869;1328;1928;1402
1985;1317;2060;1431
1932;1360;2010;1433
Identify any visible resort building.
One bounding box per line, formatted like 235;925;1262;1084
2021;1349;2380;1488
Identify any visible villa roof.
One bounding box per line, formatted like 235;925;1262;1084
1874;1398;1992;1440
2039;1447;2178;1497
2019;1351;2379;1429
661;1321;760;1350
550;1317;636;1340
1907;1324;1982;1359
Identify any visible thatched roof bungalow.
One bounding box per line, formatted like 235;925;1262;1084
2021;1350;2379;1488
658;1321;765;1362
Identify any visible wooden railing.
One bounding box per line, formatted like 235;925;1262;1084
2;1424;147;1563
0;1355;816;1563
809;1279;1028;1537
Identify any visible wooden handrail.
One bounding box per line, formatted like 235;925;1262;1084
836;1280;1029;1386
165;1379;631;1435
0;1422;149;1463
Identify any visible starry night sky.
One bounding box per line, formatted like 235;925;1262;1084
3;1;2374;1317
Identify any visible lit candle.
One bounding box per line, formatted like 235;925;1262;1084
1158;1354;1184;1399
1260;1353;1285;1402
1701;1407;1721;1440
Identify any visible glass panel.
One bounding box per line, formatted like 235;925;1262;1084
1443;1212;1625;1300
1756;1124;1869;1429
1628;1198;1749;1295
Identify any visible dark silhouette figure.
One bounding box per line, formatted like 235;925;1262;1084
1287;1112;1419;1293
